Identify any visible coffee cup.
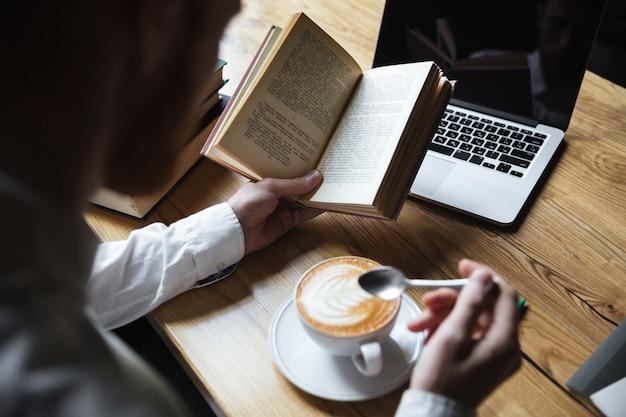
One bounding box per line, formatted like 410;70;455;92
295;256;401;376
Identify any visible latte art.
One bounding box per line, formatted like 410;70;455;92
296;257;400;337
300;264;372;326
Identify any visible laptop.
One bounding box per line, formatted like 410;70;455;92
373;0;607;225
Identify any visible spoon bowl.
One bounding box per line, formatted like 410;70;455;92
358;266;468;300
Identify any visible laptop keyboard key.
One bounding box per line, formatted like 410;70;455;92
474;130;486;138
449;123;461;131
524;135;544;145
487;133;499;141
485;141;498;150
437;127;445;135
497;163;511;173
445;108;453;114
494;121;506;127
459;134;471;142
511;149;535;161
455;111;467;117
469;155;484;165
468;115;479;120
511;132;524;140
513;141;525;149
439;120;449;127
471;138;484;146
507;125;520;131
472;121;485;129
434;135;446;144
448;115;460;123
445;131;459;138
485;125;497;133
429;143;455;156
500;154;530;168
497;128;511;137
497;145;511;154
461;126;473;134
447;139;460;147
510;170;523;177
473;147;486;156
483;162;496;169
526;144;540;153
486;150;499;159
460;143;472;151
534;132;547;139
460;119;472;126
453;150;471;161
499;138;512;145
521;129;533;135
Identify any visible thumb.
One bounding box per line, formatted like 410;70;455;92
259;170;323;198
438;269;493;338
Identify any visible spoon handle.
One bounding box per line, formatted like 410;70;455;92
405;278;468;289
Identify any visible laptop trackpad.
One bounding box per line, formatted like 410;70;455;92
412;155;456;196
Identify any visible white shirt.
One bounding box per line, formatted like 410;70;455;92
87;202;245;330
0;171;473;417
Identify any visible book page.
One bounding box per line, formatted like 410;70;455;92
216;13;362;178
307;63;433;205
203;26;282;158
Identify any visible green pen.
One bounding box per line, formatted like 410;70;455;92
517;297;528;319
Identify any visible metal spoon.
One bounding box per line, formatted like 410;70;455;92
358;266;468;300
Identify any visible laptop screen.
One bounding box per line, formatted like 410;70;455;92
373;0;606;130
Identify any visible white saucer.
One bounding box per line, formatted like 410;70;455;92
268;295;423;401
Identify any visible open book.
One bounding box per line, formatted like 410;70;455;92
203;12;451;218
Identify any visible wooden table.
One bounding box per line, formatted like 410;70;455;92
85;1;626;415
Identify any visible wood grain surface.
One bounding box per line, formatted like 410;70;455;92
84;1;626;416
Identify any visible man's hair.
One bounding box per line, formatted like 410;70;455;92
2;2;104;93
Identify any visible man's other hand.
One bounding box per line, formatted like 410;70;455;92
228;170;324;255
407;259;522;407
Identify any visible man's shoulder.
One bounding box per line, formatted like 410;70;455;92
0;302;188;417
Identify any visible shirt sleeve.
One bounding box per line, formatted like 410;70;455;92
86;202;245;330
394;389;476;417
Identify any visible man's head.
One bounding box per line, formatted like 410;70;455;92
1;0;239;210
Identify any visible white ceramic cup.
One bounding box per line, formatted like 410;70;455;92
294;257;401;377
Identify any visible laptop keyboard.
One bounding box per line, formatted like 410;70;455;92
430;107;549;178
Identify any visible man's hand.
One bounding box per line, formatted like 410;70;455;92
228;170;324;255
407;259;522;407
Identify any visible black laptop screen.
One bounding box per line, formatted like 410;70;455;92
373;0;606;129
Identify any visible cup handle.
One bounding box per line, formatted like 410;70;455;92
351;341;383;376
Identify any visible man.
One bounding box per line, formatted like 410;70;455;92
0;1;521;416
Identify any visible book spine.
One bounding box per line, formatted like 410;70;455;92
392;73;452;219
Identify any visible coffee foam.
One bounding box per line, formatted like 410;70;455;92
296;257;400;337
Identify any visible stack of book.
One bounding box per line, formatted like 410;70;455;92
91;60;228;218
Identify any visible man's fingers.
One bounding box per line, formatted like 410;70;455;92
471;311;493;341
270;205;323;238
407;307;453;331
437;269;493;339
459;258;495;278
292;207;324;226
423;288;459;311
407;312;433;332
482;279;519;345
472;279;520;370
259;170;323;198
407;288;458;332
